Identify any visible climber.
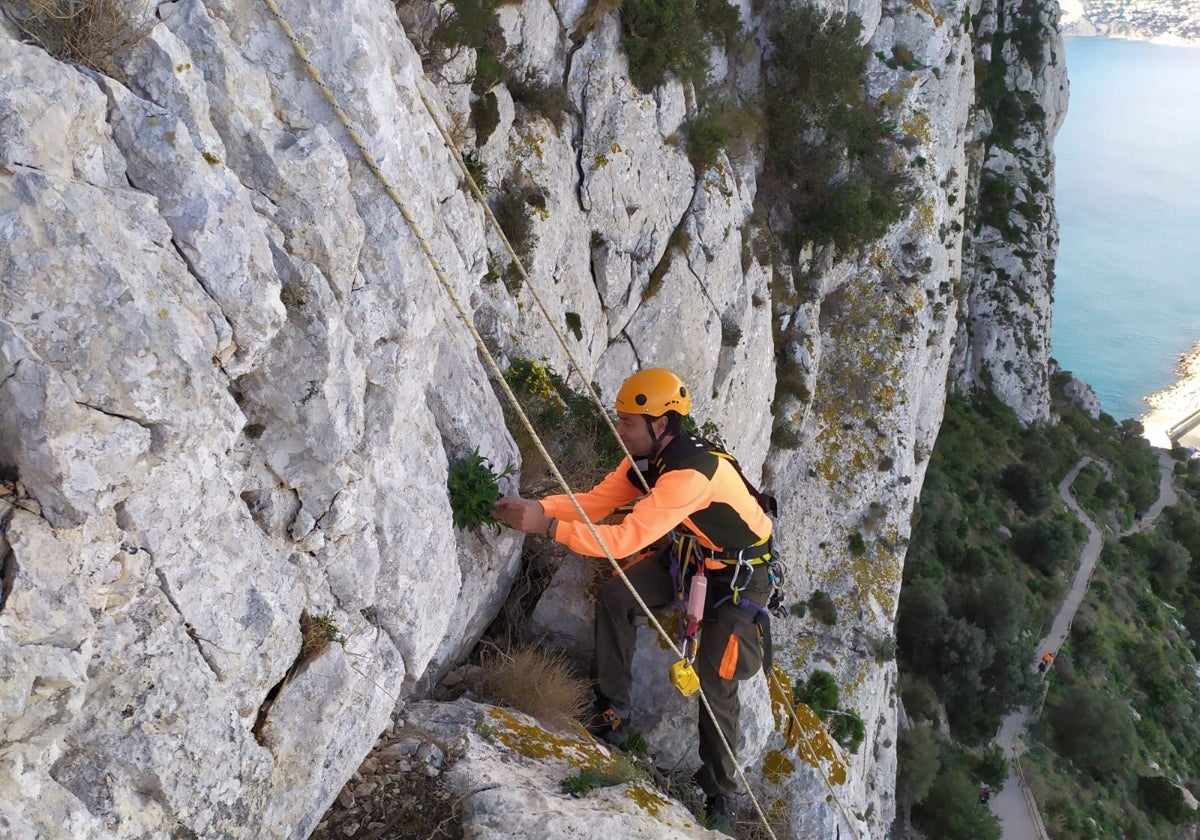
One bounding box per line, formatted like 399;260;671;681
493;367;775;836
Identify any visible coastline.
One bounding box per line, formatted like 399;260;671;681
1140;341;1200;450
1058;1;1200;47
1062;28;1200;47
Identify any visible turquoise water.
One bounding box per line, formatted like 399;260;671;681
1051;36;1200;421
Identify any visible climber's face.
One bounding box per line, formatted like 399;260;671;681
616;411;667;458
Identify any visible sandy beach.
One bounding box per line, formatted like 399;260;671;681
1140;340;1200;450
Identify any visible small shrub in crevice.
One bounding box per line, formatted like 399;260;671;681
300;611;346;659
719;315;742;347
848;531;867;556
493;181;538;259
470;90;501;146
501;358;623;495
461;150;489;191
447;449;514;531
572;0;623;41
565;311;583;342
501;261;523;295
793;669;839;713
4;0;154;78
762;5;914;254
808;590;838;625
432;0;508;91
681;415;726;449
681;109;730;172
792;669;865;752
829;708;866;753
507;72;576;130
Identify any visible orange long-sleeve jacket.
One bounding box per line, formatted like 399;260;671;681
540;433;772;560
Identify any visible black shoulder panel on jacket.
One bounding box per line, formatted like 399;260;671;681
653;432;718;480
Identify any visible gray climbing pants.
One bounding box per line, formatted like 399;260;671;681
592;546;771;797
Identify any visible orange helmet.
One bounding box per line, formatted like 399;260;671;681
614;368;691;416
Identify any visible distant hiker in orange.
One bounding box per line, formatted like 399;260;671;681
1038;651;1054;674
494;367;778;837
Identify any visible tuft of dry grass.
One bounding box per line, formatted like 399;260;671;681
570;0;622;42
474;643;591;730
3;0;154;77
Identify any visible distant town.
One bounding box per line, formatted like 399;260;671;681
1059;0;1200;42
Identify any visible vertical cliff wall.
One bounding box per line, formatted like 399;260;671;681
0;0;1063;835
954;0;1068;424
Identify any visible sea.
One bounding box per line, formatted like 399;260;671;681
1050;36;1200;427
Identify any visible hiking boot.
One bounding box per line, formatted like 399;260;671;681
587;702;630;747
705;794;735;836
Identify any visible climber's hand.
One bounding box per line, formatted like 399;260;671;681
493;496;549;534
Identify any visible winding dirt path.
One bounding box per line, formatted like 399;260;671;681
989;450;1177;838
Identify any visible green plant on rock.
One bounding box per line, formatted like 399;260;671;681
681;416;726;450
793;669;840;714
829;708;865;752
493;180;538;259
719;315;742;348
793;669;865;751
507;72;576;130
300;610;346;658
432;0;508;88
561;757;641;795
448;449;514;531
461;150;490;191
684;99;763;173
808;590;838;625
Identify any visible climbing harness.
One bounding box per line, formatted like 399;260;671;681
258;5;864;836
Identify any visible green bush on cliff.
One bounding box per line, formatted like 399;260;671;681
619;0;742;92
761;6;914;254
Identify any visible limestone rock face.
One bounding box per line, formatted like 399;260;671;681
953;0;1068;424
1058;364;1103;420
0;0;1061;834
403;698;730;839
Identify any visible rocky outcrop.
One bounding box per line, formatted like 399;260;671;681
953;0;1068;424
0;0;1062;836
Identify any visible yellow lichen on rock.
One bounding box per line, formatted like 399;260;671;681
839;532;902;618
484;707;609;766
788;702;848;785
763;749;796;783
515;126;547;165
812;270;920;486
910;0;944;27
902;110;933;148
626;786;671;816
765;666;848;786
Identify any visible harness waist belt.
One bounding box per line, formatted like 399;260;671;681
701;536;772;563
